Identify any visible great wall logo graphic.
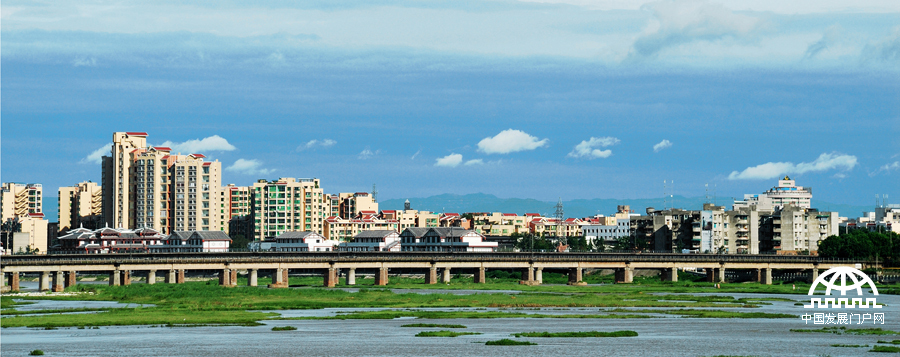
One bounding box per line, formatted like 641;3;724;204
804;266;880;309
800;266;884;325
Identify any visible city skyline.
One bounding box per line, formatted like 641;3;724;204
2;0;899;209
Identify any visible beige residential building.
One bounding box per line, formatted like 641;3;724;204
761;204;838;254
324;215;399;241
529;217;583;237
1;182;47;254
102;132;147;228
250;178;327;240
471;212;529;236
337;192;378;219
1;183;43;220
101;132;223;234
58;181;103;232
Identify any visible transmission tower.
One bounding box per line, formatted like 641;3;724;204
555;198;565;247
371;184;378;203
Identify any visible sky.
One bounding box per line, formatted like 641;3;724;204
1;0;899;216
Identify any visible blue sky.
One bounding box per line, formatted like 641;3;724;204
2;0;899;214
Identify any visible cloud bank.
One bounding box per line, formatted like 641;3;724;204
728;153;857;180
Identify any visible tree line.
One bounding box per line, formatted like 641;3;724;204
818;229;900;264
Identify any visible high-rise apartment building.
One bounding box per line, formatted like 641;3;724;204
58;181;103;232
1;183;43;220
1;182;47;253
101;132;223;234
337;192;378;219
102;132;147;228
222;184;252;239
250;178;327;240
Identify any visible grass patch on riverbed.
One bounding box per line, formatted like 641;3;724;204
605;308;794;319
830;344;868;347
271;326;297;331
790;327;900;335
485;339;536;345
282;309;652;320
512;330;637;338
401;323;467;328
877;340;900;344
871;346;900;353
2;276;800;328
415;330;482;337
0;307;275;328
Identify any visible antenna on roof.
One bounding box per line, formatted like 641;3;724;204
372;184;378;203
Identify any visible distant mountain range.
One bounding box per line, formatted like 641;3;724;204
380;193;873;218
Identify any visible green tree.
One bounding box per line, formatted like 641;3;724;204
230;234;251;250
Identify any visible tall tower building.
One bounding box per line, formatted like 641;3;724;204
250;178;326;240
102;132;223;234
1;182;47;253
58;181;103;232
102;132;147;228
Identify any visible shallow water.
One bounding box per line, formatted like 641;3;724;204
2;288;896;356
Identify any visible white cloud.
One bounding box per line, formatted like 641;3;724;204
862;26;900;63
80;143;111;164
411;150;421;160
464;159;484;166
435;153;463;167
73;57;97;67
477;129;548;154
568;136;620;159
728;152;858;180
225;159;274;176
358;148;380;160
653;139;673;152
158;135;236;154
297;139;336;151
870;161;900;176
629;0;763;60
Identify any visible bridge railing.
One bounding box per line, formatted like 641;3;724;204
0;251;869;267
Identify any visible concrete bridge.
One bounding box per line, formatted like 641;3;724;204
0;252;872;292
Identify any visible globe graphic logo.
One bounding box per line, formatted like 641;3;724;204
808;266;878;296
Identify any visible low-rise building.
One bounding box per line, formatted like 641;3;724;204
471;212;529;236
401;228;497;252
270;231;336;252
337;230;400;251
56;226;167;253
324;214;399;241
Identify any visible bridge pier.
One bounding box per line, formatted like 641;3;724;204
39;271;51;291
809;268;819;283
177;269;185;284
165;269;177;284
248;269;258;287
220;269;236;287
425;266;438;284
109;270;120;286
375;267;389;286
568;267;583;284
324;267;338;287
441;268;451;284
122;271;131;286
269;268;288;288
8;272;20;292
615;267;634;283
760;268;773;285
535;267;543;284
147;270;156;285
662;267;678;282
705;268;725;283
65;271;77;288
52;271;65;292
474;267;485;283
347;268;357;285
